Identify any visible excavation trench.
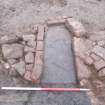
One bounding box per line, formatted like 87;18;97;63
41;25;77;84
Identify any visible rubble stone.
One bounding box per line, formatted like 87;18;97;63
2;44;24;59
98;68;105;77
92;45;105;60
94;59;105;71
27;40;36;48
0;35;18;44
65;18;86;37
12;61;25;76
25;52;34;64
24;46;35;52
90;53;101;61
24;71;31;81
22;34;36;41
75;57;91;80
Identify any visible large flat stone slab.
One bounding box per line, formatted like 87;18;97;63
42;25;76;84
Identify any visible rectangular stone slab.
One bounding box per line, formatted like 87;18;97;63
41;25;76;84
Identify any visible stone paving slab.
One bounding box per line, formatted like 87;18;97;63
42;25;76;83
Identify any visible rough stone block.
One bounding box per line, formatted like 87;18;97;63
37;25;45;41
24;46;35;52
25;52;34;64
92;45;105;60
94;59;105;71
0;35;18;44
65;18;86;37
12;61;25;76
90;53;101;61
2;44;24;59
23;34;36;41
36;41;44;51
76;57;91;80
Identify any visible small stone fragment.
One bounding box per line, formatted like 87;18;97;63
37;25;45;41
65;18;86;37
92;45;105;60
12;61;25;76
23;34;36;41
2;44;24;59
24;46;35;52
94;59;105;71
98;68;105;77
36;41;44;51
25;52;34;64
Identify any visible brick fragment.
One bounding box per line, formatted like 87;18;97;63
31;51;43;81
65;18;86;37
37;25;45;41
47;19;66;25
36;41;44;51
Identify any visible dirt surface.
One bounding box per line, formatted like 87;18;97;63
0;0;105;105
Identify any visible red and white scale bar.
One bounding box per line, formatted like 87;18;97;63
1;87;90;92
